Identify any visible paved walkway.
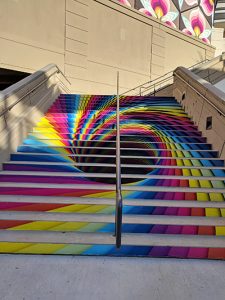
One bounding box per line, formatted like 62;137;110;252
0;255;225;300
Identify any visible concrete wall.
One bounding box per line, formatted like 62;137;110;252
211;27;225;56
173;67;225;159
0;0;65;73
0;0;215;94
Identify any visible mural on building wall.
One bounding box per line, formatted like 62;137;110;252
117;0;214;43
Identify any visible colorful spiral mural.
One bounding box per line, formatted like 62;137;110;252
0;94;224;258
117;0;215;43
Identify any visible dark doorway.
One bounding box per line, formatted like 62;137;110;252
0;68;30;91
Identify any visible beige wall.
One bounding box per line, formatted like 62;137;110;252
211;27;225;57
0;0;215;94
0;0;65;73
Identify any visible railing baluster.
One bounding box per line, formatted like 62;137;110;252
115;71;122;248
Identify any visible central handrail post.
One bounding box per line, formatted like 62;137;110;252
115;71;122;248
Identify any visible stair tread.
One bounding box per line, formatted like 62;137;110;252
4;161;225;169
1;182;225;193
0;211;225;226
1;230;224;248
11;152;222;160
1;170;224;180
0;195;225;208
18;145;214;152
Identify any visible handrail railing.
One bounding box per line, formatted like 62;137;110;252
0;64;70;118
121;59;209;97
115;71;122;248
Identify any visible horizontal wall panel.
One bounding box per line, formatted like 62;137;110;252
151;63;164;76
66;11;88;31
66;0;88;17
152;34;166;47
151;54;165;68
88;61;149;90
152;44;165;58
68;77;126;95
152;27;166;37
0;37;64;72
0;0;65;53
65;51;87;68
66;25;88;44
65;64;88;80
66;38;88;55
164;33;206;72
89;1;151;75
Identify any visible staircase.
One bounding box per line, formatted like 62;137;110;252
214;0;225;27
0;94;225;259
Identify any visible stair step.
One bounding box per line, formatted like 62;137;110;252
18;145;215;152
10;153;222;161
4;161;225;169
0;211;224;226
29;132;203;138
31;129;202;135
23;140;213;148
2;170;224;180
37;124;199;130
0;182;224;193
1;231;224;248
0;195;225;208
25;136;207;143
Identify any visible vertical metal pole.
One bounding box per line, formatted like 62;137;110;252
115;71;122;248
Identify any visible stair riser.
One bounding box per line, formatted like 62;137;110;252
0;174;224;187
17;145;217;155
10;155;223;165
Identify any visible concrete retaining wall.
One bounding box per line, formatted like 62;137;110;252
0;0;215;94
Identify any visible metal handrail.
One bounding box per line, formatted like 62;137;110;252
140;59;210;96
121;59;209;96
140;74;173;96
0;64;70;118
115;71;122;248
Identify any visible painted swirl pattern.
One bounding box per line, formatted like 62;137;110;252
0;94;224;258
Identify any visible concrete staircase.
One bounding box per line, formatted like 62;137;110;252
0;94;225;258
214;0;225;28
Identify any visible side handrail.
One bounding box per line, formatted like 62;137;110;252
0;64;70;118
115;71;122;248
140;74;173;96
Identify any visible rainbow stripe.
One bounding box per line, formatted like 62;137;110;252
0;94;224;258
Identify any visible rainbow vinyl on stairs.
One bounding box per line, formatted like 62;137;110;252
0;94;225;258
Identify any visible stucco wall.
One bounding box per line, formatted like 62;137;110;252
211;27;225;56
0;0;215;94
0;0;65;73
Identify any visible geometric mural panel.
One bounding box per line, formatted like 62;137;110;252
116;0;215;43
